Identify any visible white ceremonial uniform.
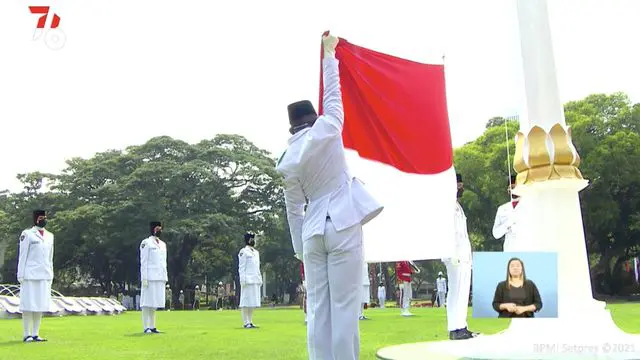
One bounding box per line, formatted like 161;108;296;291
436;276;447;307
17;227;54;312
492;200;521;251
442;201;472;332
377;285;386;308
276;56;383;360
238;246;262;308
140;236;168;308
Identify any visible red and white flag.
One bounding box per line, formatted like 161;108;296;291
319;35;457;262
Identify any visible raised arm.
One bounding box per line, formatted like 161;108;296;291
17;231;30;282
283;179;306;259
312;35;343;139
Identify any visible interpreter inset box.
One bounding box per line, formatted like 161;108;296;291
472;252;558;318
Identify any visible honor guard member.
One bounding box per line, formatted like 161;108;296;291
238;232;262;328
216;282;225;310
395;261;416;316
193;285;201;311
492;175;521;251
140;221;168;334
377;282;386;309
276;33;383;360
359;261;370;320
436;272;447;307
442;174;479;340
165;285;172;311
17;210;54;342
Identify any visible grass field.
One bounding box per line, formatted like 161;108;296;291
1;303;639;359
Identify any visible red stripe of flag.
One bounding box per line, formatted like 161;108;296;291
319;32;453;175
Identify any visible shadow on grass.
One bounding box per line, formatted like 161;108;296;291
123;332;166;337
0;340;40;347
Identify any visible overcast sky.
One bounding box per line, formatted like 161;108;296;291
1;0;638;192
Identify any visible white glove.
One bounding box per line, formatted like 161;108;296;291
323;34;339;58
18;277;24;284
142;280;149;288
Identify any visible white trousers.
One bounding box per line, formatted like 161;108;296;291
437;291;447;307
377;289;386;308
304;219;363;360
400;281;412;310
443;260;471;331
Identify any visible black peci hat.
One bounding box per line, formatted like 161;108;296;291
288;100;317;127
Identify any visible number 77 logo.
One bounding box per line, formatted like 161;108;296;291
29;6;60;39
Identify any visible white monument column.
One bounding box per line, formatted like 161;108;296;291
376;0;640;358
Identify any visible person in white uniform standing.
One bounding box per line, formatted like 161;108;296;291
436;271;447;308
492;175;521;251
17;209;54;342
442;174;480;340
276;33;383;360
377;282;386;309
140;221;168;334
238;232;262;328
359;261;370;320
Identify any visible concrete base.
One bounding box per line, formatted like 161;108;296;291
377;304;640;359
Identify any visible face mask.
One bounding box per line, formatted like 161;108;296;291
154;231;162;237
248;239;255;246
36;219;47;228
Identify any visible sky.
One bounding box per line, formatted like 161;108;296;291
0;0;639;193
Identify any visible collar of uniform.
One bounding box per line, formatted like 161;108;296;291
288;128;310;144
30;226;45;237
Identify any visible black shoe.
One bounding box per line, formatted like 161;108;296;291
32;336;47;342
150;328;161;334
462;327;480;337
249;323;258;328
23;336;33;343
449;329;473;340
243;324;252;329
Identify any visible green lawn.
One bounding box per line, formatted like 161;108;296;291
1;303;638;359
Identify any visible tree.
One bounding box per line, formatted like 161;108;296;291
1;135;291;299
454;92;640;295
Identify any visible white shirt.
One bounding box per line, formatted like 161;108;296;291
140;236;168;282
492;200;520;251
276;57;383;257
238;246;262;285
436;276;447;292
377;285;386;295
17;226;54;280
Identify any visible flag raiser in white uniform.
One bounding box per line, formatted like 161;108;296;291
276;34;383;360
